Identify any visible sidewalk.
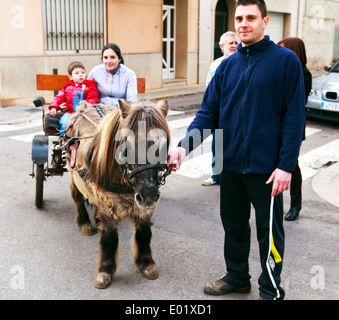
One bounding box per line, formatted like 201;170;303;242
0;82;338;209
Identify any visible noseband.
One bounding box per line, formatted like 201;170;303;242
120;163;173;187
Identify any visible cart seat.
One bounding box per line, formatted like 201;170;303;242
43;113;61;136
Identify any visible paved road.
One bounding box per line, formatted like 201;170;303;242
0;97;338;302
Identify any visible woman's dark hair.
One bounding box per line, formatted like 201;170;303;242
102;43;124;64
277;37;308;66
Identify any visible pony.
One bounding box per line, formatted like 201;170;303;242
64;99;171;289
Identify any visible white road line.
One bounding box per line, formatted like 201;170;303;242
10;132;44;143
299;138;339;169
0;125;23;132
6;114;336;182
0;119;42;132
168;116;195;130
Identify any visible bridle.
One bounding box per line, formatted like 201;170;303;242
120;162;173;187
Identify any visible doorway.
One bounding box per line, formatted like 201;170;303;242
162;0;176;79
214;0;228;59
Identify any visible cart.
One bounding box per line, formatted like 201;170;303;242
30;74;146;208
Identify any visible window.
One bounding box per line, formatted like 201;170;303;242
42;0;105;53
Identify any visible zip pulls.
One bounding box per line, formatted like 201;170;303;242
241;46;251;174
106;69;121;98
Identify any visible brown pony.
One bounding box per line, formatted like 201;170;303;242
65;99;171;289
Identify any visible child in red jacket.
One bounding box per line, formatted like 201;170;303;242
49;61;99;136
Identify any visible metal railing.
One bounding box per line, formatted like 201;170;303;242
42;0;105;52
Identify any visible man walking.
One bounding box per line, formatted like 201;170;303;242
167;0;305;300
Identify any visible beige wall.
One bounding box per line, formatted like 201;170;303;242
107;0;162;54
0;0;43;56
0;0;199;106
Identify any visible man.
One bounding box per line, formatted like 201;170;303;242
205;31;239;87
167;0;305;300
202;31;239;186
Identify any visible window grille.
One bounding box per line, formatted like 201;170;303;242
42;0;105;52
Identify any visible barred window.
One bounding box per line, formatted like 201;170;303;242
42;0;105;52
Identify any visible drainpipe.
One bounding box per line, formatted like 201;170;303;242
197;0;200;84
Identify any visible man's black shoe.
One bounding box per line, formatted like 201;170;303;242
203;277;251;296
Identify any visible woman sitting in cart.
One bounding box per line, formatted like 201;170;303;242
49;61;99;136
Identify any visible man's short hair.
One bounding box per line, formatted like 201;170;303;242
219;31;239;46
67;61;86;75
235;0;267;18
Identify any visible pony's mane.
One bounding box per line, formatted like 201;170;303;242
87;101;170;191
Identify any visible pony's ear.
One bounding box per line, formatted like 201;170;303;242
118;100;131;119
156;100;169;118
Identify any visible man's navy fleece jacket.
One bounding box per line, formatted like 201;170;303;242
179;36;305;175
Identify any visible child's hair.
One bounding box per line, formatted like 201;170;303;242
67;61;86;75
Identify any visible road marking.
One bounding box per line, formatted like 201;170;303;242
0;124;23;132
168;116;195;130
10;132;44;143
6;114;337;182
299;138;339;169
0;119;41;132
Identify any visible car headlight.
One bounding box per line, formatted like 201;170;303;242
309;89;321;96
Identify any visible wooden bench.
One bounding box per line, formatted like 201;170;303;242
36;74;146;93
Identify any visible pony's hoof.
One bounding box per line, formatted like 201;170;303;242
80;223;96;236
94;272;112;289
141;265;158;280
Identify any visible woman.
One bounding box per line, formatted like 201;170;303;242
278;37;312;221
88;43;138;106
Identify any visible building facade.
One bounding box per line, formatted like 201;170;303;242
0;0;337;106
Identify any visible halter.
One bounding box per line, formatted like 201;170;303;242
117;133;173;187
120;162;173;187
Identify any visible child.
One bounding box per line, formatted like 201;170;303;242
49;61;99;136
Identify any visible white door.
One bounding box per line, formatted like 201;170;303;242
265;12;285;44
162;1;176;79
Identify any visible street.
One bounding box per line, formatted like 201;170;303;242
0;94;338;300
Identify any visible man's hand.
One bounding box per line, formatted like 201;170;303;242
266;168;292;196
167;147;186;171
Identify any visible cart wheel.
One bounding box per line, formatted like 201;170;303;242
35;164;45;208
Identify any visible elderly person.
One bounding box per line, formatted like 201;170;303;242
205;31;239;87
88;43;138;107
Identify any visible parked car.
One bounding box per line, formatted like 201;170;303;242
306;61;339;122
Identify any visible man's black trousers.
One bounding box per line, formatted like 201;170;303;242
220;171;285;300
